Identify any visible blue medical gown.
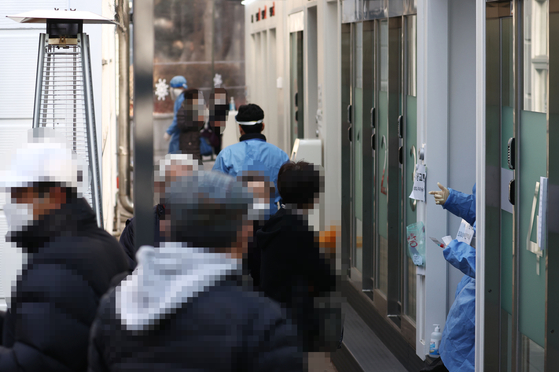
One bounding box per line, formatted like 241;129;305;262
212;137;289;216
439;184;476;372
165;93;185;154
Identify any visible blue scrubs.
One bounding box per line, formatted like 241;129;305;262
166;93;185;154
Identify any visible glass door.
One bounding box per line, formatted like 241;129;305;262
485;4;514;370
352;22;364;278
374;16;403;322
350;19;376;293
485;2;549;370
403;14;418;325
375;18;390;312
517;0;547;369
290;31;304;148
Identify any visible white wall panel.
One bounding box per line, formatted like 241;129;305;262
0;31;42;119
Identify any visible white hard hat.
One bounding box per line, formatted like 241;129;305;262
0;128;86;196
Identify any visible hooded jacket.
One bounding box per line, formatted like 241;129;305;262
1;198;129;372
439;184;476;372
88;244;303;372
256;207;336;351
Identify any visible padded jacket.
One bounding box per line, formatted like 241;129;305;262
1;198;129;372
88;245;303;372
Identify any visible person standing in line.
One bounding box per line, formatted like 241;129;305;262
208;87;228;155
257;161;338;353
212;103;289;216
177;88;205;160
164;75;188;154
88;171;304;372
118;153;200;271
0;128;129;371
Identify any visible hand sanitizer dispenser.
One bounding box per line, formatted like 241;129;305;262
429;324;442;358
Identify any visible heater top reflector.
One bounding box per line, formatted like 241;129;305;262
6;9;117;25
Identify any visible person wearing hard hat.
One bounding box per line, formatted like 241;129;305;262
164;75;188;154
0;128;128;371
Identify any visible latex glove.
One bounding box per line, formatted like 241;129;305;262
163;132;171;141
428;182;450;205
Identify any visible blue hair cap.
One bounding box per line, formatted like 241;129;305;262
170;76;187;89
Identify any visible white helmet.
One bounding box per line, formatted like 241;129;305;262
0;128;87;197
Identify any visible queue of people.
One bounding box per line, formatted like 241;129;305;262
164;75;224;159
0;102;339;371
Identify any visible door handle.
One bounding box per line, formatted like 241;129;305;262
347;104;352;124
398;146;403;165
398;115;404;138
508;137;515;170
509;179;515;205
371;107;375;129
371;134;375;151
348;124;353;143
295;92;298;107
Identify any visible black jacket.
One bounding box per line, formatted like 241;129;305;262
1;198;129;372
119;204;165;271
256;207;336;350
88;276;304;372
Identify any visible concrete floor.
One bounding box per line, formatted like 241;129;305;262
308;353;338;372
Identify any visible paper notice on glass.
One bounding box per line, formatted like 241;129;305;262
538;176;548;249
409;163;426;202
456;219;474;245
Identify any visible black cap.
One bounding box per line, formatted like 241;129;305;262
236;104;264;123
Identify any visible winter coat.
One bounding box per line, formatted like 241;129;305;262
212;133;289;215
1;198;129;372
439;184;476;372
176;101;202;159
88;244;304;372
256;207;337;351
119;204;166;271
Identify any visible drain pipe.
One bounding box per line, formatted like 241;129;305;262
117;0;133;213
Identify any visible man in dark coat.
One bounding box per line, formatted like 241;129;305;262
119;204;165;270
257;161;338;352
0;128;129;371
89;171;304;372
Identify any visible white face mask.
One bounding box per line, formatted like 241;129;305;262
3;202;34;232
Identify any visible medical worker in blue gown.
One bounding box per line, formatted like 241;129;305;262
429;183;476;372
164;76;188;154
212;103;289;216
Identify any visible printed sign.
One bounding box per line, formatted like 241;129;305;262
409;163;426;202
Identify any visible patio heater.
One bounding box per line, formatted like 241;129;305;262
7;9;118;228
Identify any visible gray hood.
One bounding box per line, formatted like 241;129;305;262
116;242;240;331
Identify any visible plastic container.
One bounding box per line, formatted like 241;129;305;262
429;324;442;358
229;97;236;111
